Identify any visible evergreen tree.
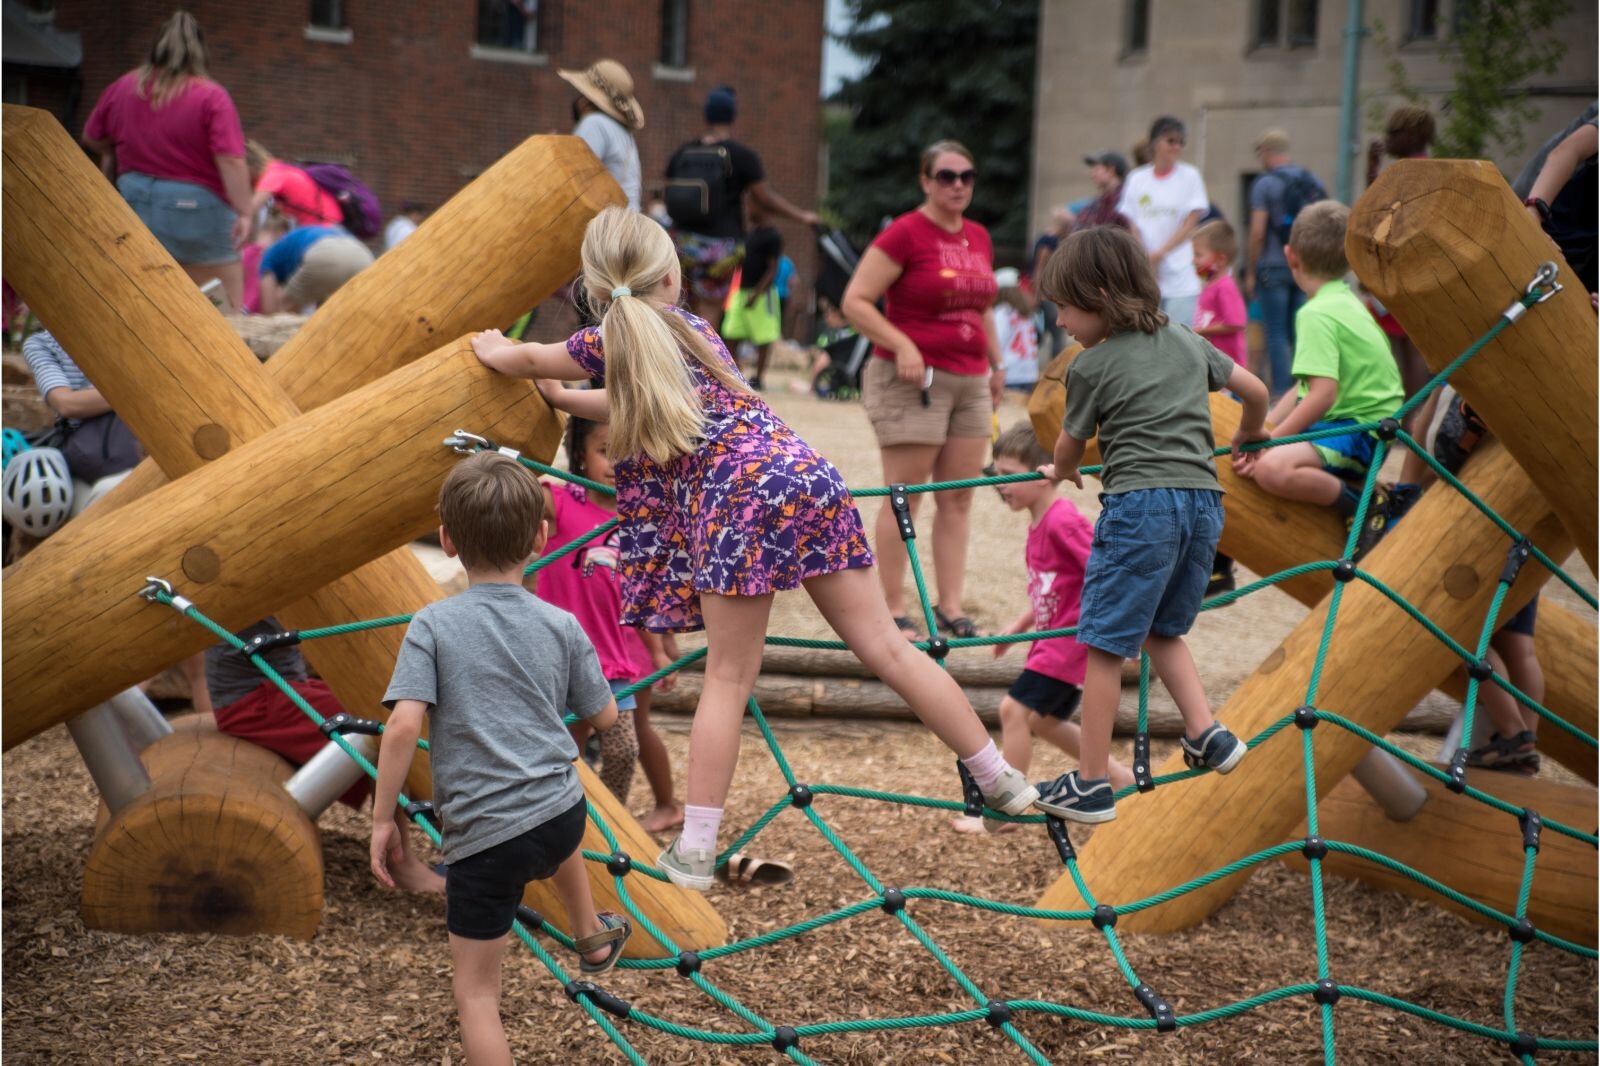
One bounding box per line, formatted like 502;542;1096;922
826;0;1038;248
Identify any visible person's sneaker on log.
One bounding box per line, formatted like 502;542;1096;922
1032;770;1116;824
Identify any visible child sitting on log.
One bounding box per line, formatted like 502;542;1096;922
373;452;632;1063
1033;225;1270;823
1230;201;1404;559
953;422;1133;833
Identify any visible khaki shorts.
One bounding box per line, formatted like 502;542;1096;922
284;235;375;308
862;356;992;448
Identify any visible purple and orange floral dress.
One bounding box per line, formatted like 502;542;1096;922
566;307;874;632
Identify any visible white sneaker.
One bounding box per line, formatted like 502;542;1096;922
982;766;1040;816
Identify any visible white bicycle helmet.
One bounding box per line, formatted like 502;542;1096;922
2;446;74;537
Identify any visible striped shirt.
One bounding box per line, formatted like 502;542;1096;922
21;330;93;426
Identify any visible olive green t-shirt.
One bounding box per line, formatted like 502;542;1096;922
1062;324;1238;494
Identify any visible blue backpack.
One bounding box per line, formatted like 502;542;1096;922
1271;165;1328;240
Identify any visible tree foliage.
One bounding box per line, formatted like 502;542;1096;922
1373;0;1572;161
825;0;1038;248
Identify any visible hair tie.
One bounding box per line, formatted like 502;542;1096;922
611;285;632;299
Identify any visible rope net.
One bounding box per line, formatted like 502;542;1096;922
137;269;1596;1063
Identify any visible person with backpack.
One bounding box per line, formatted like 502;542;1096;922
664;85;818;331
1243;129;1328;398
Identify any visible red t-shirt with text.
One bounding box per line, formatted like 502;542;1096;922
870;210;997;376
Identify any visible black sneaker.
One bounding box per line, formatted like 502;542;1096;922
1347;483;1393;562
1180;723;1247;774
1032;771;1116;824
1206;553;1237;598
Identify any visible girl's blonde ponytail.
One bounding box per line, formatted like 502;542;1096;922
137;11;209;108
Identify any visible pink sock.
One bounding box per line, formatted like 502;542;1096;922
679;805;722;853
959;740;1009;793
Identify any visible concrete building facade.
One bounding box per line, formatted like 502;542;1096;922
1031;0;1597;238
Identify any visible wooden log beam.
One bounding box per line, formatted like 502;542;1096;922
1282;771;1597;946
1034;438;1572;933
1348;158;1599;572
1029;347;1597;782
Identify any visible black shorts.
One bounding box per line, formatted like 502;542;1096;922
1007;668;1083;721
445;799;587;940
1500;594;1539;638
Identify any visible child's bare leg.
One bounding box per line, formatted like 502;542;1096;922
449;933;512;1066
687;593;772;810
1143;635;1216;739
754;342;772;383
387;808;446;895
1250;442;1342;505
549;849;611;963
1478;648;1531;737
1030;711;1135;791
1491;629;1544;734
1077;649;1123;780
997;695;1033;773
804;567;988;757
632;687;682;832
1397;391;1442;487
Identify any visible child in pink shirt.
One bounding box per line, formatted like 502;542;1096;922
535;415;683;830
1191;219;1248;367
953;424;1133;832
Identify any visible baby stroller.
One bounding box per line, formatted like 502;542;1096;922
811;227;872;400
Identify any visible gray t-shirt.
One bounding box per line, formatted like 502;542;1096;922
384;582;612;864
1062;324;1237;495
574;111;641;210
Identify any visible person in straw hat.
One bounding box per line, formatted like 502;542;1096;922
559;58;643;210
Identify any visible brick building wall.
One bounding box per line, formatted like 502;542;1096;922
38;1;824;334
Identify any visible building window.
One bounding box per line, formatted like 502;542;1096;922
477;0;542;54
309;0;343;29
660;0;689;68
1252;0;1317;48
1124;0;1150;54
1452;0;1478;34
1406;0;1441;40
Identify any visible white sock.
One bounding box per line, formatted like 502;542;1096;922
959;740;1010;793
679;805;722;854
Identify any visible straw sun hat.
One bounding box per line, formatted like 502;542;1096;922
557;59;645;131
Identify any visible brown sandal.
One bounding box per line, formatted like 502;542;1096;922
934;607;983;640
575;911;631;975
715;852;794;886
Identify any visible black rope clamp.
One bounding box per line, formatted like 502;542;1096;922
1092;904;1117;930
1294;704;1318;731
237;628;301;659
1520;809;1543;853
1375;417;1400;441
1510;918;1537;944
957;761;984;818
1501;538;1533;586
565;980;632;1019
516;904;544;931
1312;978;1341;1005
1511;1030;1539;1057
1468;658;1496;682
405;799;439;828
606;851;632;877
771;1025;800;1052
1332;559;1357;583
1132;733;1155;792
1134;983;1177;1032
788;783;813;809
319;712;384;738
888;483;916;541
985;999;1012;1028
880;887;906;914
1446;750;1469;794
675;949;701;976
1302;835;1328;861
926;635;951;660
1047;816;1077;864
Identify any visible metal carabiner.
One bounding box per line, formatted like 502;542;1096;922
443;429;489;455
1525;261;1563;305
138;575;174;602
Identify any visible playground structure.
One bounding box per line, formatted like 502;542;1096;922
1;103;1594;1060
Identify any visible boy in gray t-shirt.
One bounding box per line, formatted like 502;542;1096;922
373;452;632;1061
1030;225;1270;826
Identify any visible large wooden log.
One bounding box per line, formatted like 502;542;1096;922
1028;347;1597;782
1347;158;1599;572
1281;771;1597;946
1035;438;1573;932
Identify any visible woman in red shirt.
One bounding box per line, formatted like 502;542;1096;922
83;12;253;311
843;141;1003;640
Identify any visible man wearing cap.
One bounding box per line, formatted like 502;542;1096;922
559;59;643;210
664;85;818;330
1071;151;1133;233
1245;129;1326;397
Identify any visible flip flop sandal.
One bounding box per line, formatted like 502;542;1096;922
715;852;795;887
1465;731;1540;775
934;607;982;640
892;615;920;639
575;911;631;976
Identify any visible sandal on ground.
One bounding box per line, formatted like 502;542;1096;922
934;607;982;640
715;852;795;886
575;911;632;976
1465;731;1540;775
892;615;920;640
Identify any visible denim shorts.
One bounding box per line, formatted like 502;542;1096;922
608;678;638;712
117;172;239;266
1078;488;1224;659
1307;419;1377;479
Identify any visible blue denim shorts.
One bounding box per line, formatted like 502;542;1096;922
117;172;239;266
608;677;638;712
1078;488;1224;659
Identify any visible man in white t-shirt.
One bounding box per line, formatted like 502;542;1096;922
1117;116;1209;327
558;58;643;210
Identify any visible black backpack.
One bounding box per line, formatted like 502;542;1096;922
1272;165;1328;240
665;143;733;231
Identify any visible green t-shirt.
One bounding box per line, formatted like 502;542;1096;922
1291;279;1404;424
1062;323;1238;494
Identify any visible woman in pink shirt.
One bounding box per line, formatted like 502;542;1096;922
842;140;1004;642
245;141;342;227
83;12;253;310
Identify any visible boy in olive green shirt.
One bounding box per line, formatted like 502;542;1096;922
1231;200;1404;557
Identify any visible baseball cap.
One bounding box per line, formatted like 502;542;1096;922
1082;151;1130;179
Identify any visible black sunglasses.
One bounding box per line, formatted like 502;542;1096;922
933;168;977;187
